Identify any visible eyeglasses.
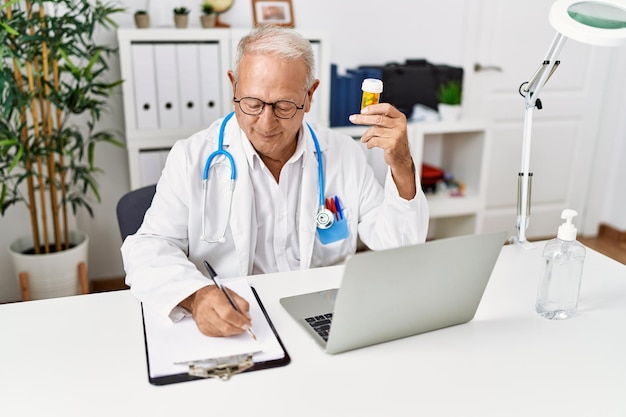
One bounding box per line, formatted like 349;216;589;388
233;95;306;119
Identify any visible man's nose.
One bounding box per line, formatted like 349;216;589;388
257;103;278;124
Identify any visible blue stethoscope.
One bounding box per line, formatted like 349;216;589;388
201;112;335;243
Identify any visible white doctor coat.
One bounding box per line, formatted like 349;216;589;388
121;116;429;320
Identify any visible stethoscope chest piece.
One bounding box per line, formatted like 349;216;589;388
316;207;335;230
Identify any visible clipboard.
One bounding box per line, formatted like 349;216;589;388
141;280;290;386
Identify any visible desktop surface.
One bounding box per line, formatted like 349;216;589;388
1;243;625;417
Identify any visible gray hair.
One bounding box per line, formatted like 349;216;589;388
232;25;316;90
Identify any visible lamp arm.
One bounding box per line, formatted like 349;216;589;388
523;33;567;100
515;32;567;246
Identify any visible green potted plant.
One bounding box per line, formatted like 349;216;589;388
173;6;190;28
200;2;216;28
134;9;150;29
436;80;463;121
0;0;124;300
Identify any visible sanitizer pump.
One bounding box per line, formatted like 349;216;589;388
535;209;586;320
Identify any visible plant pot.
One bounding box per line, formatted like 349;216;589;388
174;14;189;28
200;14;216;28
9;230;89;300
438;103;462;121
134;13;150;28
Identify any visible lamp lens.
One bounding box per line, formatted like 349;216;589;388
568;2;626;29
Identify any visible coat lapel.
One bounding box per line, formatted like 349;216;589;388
298;125;323;269
222;123;257;276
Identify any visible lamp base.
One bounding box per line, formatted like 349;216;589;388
509;236;537;250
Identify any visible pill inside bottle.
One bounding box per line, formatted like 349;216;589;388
361;78;383;109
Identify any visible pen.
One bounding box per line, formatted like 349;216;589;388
203;260;257;341
334;196;343;220
325;197;336;219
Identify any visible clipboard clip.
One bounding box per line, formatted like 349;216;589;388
178;353;256;381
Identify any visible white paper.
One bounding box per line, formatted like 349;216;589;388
142;277;285;378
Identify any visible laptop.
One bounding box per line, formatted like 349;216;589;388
280;231;507;354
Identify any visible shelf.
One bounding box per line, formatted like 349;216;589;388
117;28;231;42
124;128;210;149
334;118;491;239
332;125;368;137
411;118;491;135
426;194;483;218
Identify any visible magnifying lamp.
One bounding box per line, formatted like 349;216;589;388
514;0;626;248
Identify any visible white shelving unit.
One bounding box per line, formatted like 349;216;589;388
117;28;490;240
334;118;492;239
117;28;330;190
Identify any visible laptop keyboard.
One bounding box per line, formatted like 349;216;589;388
305;313;333;341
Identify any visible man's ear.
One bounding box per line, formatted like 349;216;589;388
227;70;236;94
305;79;320;112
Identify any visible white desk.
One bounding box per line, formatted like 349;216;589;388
1;243;625;417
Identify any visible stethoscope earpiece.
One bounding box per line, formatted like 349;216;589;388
316;207;335;230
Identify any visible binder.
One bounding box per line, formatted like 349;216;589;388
153;43;181;129
130;44;159;130
141;277;290;385
330;64;341;127
198;42;222;126
176;43;203;129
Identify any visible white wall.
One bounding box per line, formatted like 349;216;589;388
1;0;623;303
584;46;626;233
606;120;626;230
118;0;469;67
600;50;626;230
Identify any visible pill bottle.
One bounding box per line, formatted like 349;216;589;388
361;78;383;109
535;209;586;320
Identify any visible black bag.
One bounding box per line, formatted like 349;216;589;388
376;59;464;116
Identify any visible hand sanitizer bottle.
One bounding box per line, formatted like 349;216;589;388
535;209;586;320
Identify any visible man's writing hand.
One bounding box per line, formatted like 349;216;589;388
181;285;252;337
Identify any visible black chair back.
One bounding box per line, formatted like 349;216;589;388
116;184;157;240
